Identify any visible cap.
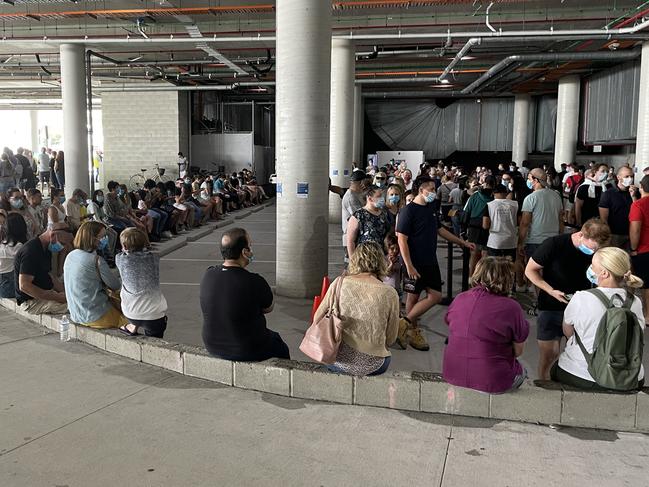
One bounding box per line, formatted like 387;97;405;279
350;170;367;182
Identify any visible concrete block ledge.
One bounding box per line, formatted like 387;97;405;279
3;293;648;433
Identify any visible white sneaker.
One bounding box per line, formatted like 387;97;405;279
162;231;173;239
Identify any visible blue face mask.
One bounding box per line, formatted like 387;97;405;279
388;195;400;205
59;196;66;204
10;199;23;209
98;235;109;251
586;265;599;285
424;192;436;204
578;242;595;256
96;195;104;203
117;190;125;197
48;241;64;253
526;180;534;190
374;197;386;209
245;249;254;263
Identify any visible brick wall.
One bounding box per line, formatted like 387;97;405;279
101;91;189;188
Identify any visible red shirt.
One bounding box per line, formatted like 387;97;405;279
629;196;649;253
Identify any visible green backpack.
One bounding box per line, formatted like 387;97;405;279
574;289;643;391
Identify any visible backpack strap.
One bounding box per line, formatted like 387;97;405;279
621;290;635;310
574;331;593;367
586;288;613;308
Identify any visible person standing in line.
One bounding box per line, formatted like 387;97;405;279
483;184;519;263
525;219;611;380
54;150;65;190
341;170;366;261
517;168;563;274
15;148;35;190
599;165;638;249
629;175;649;325
574;163;608;226
463;175;495;275
396;176;475;351
37;147;50;192
345;186;390;258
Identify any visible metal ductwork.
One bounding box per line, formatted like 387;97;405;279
462;48;642;94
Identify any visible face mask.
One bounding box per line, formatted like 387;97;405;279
578;241;595;256
373;197;386;209
10;199;23;209
526;180;534;190
201;192;209;199
586;265;599;286
245;249;254;263
509;166;515;172
48;241;64;253
97;195;104;203
424;192;436;204
597;173;607;183
59;196;66;204
622;177;633;187
117;190;125;197
98;235;109;251
184;179;191;185
388;195;400;205
77;196;85;204
375;182;385;188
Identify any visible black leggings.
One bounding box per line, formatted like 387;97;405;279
129;316;167;339
550;362;644;391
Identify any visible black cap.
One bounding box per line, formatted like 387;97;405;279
350;170;366;182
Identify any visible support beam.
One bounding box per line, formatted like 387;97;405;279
329;38;355;224
29;110;38;154
353;85;364;166
554;75;580;171
636;41;649;170
60;43;90;196
275;0;332;298
511;94;531;165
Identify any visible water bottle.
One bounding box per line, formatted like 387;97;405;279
60;315;70;342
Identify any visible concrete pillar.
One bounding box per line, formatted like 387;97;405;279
352;85;364;167
635;42;649;169
275;0;332;298
29;110;38;154
328;38;355;224
553;75;580;171
511;94;530;165
59;43;90;197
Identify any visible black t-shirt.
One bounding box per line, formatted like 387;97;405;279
396;201;439;267
200;265;274;360
14;237;53;305
576;184;603;223
531;233;592;311
598;186;632;236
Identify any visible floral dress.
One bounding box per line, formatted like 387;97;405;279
353;208;390;247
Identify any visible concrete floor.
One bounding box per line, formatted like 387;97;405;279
2;315;649;487
160;204;649;379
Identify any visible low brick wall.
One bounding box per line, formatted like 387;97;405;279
5;296;648;433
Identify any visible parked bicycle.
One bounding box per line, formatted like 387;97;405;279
129;164;172;190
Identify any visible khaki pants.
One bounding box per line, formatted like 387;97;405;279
19;299;68;316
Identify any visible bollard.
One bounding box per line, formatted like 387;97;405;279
440;240;454;306
461;247;470;291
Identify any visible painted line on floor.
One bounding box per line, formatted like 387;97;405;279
162;258;277;263
187;242;276;246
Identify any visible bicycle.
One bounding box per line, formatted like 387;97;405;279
129;164;172;190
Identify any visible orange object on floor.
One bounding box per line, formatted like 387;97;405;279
311;295;322;322
320;276;330;300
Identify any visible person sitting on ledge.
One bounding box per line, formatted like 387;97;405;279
551;247;645;391
443;257;529;394
63;221;128;329
316;241;401;376
0;213;28;298
200;227;289;361
115;228;168;338
14;226;68;315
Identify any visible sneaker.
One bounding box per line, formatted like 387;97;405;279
408;327;430;351
396;318;409;350
162;231;173;239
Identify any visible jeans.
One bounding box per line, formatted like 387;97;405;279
107;217;132;233
55;171;65;188
147;210;162;235
0;271;15;298
149;208;168;234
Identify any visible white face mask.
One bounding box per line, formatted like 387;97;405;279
622;176;633;187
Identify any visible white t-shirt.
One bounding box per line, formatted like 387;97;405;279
486;199;518;249
0;242;22;274
449;187;463;208
38;153;50;172
559;288;645;382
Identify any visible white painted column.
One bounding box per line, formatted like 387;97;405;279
275;0;332;298
29;110;38;154
352;85;364;167
59;43;90;197
511;94;530;165
635;42;649;169
329;38;355;224
554;75;580;171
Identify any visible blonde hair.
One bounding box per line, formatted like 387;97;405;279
470;257;514;296
386;184;405;208
119;227;150;252
73;221;106;252
595;247;644;289
348;242;388;280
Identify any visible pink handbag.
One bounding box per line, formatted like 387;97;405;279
299;276;345;364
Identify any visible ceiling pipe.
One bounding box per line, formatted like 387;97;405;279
462;48;642;94
356;77;440;84
3;17;649;46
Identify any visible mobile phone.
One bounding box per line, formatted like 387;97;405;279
564;293;573;301
403;277;417;294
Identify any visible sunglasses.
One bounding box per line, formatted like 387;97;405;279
375;177;386;181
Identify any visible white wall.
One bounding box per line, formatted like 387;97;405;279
191;133;254;175
376;150;425;170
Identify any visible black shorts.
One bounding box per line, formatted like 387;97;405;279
467;227;488;248
486;247;517;262
537;310;564;341
631;252;649;289
413;264;442;294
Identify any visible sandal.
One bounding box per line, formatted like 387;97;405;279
118;325;139;337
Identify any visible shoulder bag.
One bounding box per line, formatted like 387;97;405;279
299;276;345;364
